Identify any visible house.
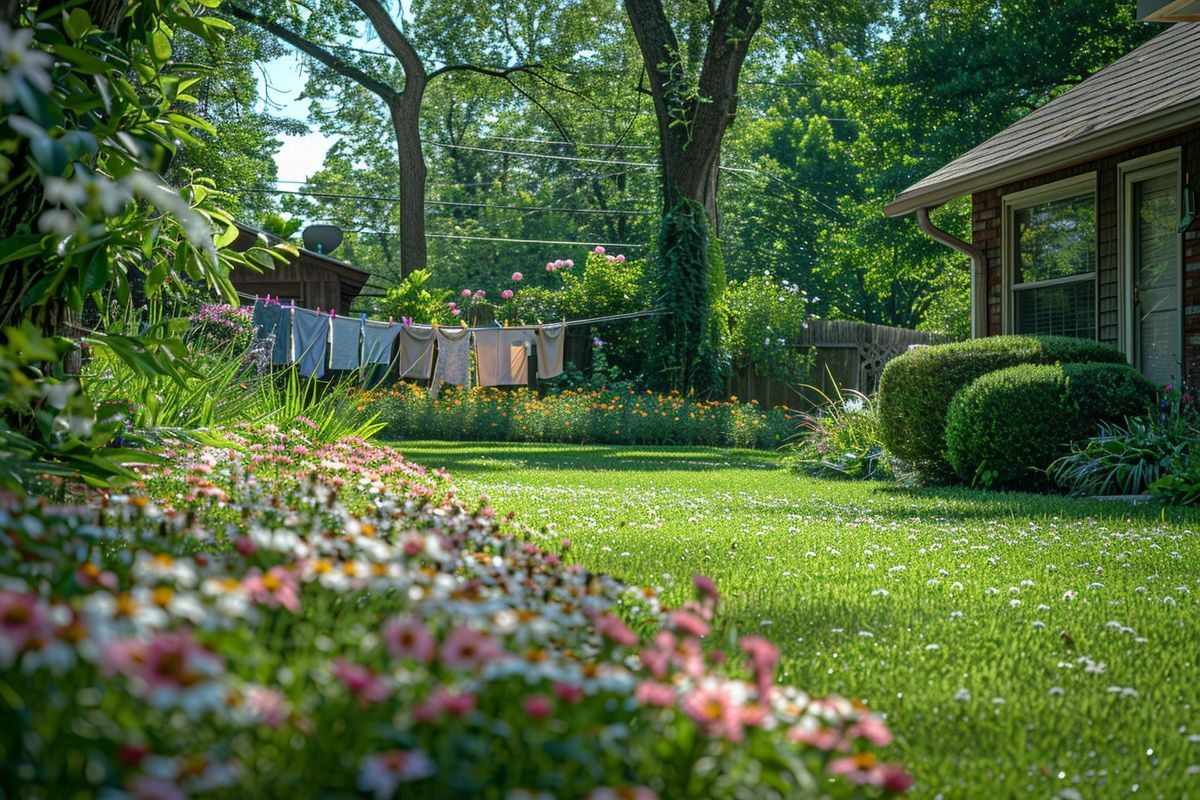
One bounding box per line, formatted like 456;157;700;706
227;223;372;314
885;19;1200;387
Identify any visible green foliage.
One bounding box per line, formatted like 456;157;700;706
1052;381;1200;499
653;199;728;396
258;212;303;241
784;382;889;480
379;270;456;325
364;384;791;449
83;334;383;443
877;335;1128;479
0;324;158;492
944;362;1155;489
726;272;815;382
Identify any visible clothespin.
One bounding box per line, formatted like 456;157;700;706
331;309;337;318
316;307;321;315
254;293;259;303
388;316;394;325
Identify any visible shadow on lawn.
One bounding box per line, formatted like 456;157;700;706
393;441;782;476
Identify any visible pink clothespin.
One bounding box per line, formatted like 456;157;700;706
331;309;337;318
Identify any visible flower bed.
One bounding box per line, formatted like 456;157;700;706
359;384;794;450
1;424;907;798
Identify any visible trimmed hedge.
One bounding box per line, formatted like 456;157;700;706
944;362;1156;488
877;336;1128;479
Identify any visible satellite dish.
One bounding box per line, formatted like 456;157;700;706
303;224;344;255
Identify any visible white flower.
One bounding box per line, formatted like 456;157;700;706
954;687;971;702
0;24;54;103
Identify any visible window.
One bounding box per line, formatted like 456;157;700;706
1004;176;1097;339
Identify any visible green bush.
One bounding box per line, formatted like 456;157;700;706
877;335;1127;479
944;362;1155;488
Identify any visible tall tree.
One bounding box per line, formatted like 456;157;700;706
625;0;763;395
227;0;536;276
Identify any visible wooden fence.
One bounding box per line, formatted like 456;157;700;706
729;320;948;409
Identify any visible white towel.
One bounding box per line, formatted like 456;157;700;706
329;316;362;370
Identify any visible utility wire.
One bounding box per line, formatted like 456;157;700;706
242;186;653;216
430;141;659;169
352;231;648;248
478;134;655;151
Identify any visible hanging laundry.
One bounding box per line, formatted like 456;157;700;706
362;320;402;365
329;315;362;371
430;326;471;397
398;325;436;379
292;307;330;378
474;328;531;386
252;300;290;365
272;304;292;365
535;323;566;379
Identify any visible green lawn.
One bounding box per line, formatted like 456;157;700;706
394;441;1200;798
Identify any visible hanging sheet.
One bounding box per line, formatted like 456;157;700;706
399;325;436;379
329;316;362;371
535;323;565;379
363;320;402;365
430;327;471;397
292;307;330;378
474;328;532;386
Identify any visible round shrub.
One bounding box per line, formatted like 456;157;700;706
877;335;1128;479
944;362;1156;488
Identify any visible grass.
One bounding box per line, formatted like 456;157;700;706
393;440;1200;799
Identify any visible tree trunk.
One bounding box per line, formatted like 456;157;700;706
625;0;761;396
387;89;429;277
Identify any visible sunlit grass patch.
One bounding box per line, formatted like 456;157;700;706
395;441;1200;798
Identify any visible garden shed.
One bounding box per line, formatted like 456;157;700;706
227;223;372;314
886;21;1200;387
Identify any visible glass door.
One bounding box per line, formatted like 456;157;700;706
1125;164;1181;386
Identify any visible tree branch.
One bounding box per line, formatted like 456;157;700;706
346;0;426;79
427;61;537;82
225;4;399;101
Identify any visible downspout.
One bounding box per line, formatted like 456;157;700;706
916;207;987;339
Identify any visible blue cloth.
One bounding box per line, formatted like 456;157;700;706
362;320;402;365
292;308;330;378
252;301;290;365
329;316;361;370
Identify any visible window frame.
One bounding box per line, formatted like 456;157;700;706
1001;173;1099;338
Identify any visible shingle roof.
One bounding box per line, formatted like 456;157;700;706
885;23;1200;217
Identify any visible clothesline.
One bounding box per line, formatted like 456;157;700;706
233;291;668;330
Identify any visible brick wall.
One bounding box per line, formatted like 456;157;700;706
971;128;1200;385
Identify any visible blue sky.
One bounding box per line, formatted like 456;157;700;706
259;51;335;183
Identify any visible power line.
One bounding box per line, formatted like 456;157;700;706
430;141;659;169
352;231;648;248
242;186;653;216
478;134;655;151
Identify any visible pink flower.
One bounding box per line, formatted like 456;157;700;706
693;574;719;600
615;254;625;263
435;687;476;717
474;290;486;299
451;309;462;317
584;788;658;800
826;753;910;792
740;635;780;697
440;626;503;671
0;590;53;663
788;725;847;751
634;680;676;707
669;610;710;638
594;245;605;254
681;685;743;741
243;566;301;613
511;272;523;281
501;289;514;300
564;259;574;268
331;659;389;706
447;301;457;310
848;714;893;747
595;614;638;647
521;693;553;720
461;289;472;297
246;686;290;728
545;263;555;272
553;259;564;267
552;681;584;704
102;631;224;695
358;749;436;798
383;616;436;663
129;775;188;800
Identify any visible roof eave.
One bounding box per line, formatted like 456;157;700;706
884;100;1200;217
